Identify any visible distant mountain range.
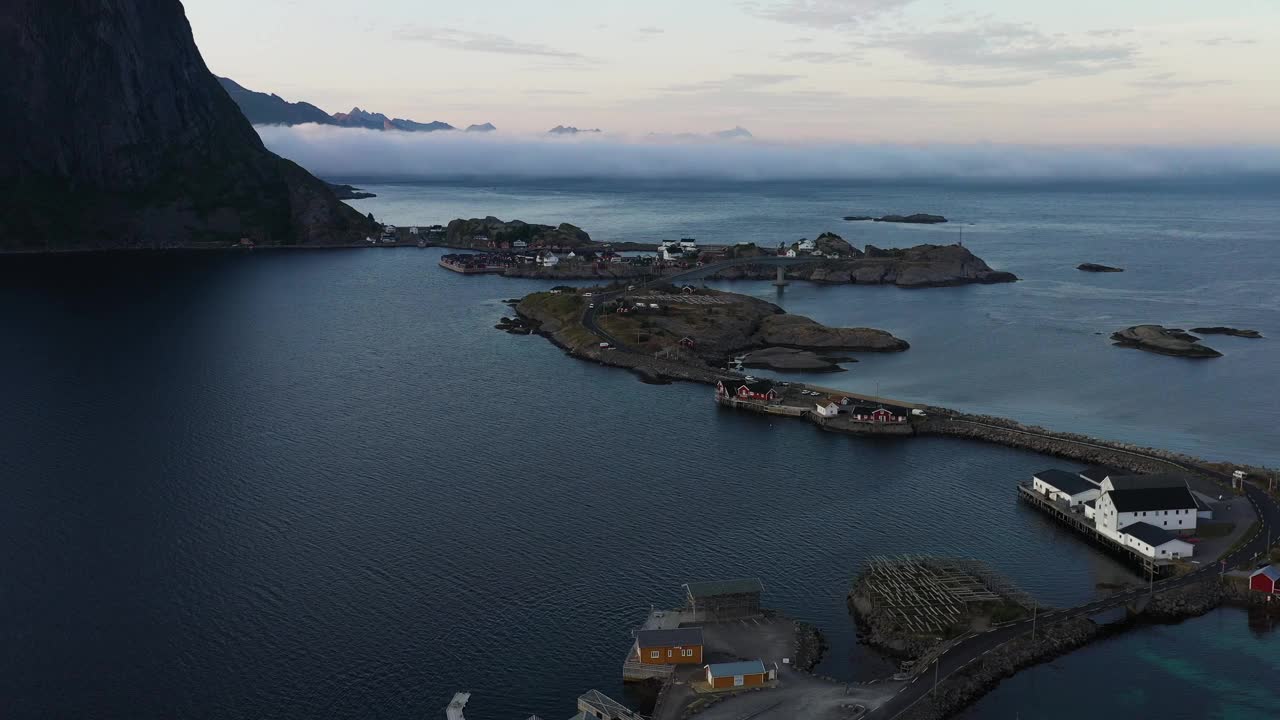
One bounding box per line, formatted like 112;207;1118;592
217;77;491;133
548;125;602;135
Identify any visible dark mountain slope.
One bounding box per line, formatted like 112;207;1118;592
0;0;373;250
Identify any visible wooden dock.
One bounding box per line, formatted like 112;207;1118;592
1016;483;1166;577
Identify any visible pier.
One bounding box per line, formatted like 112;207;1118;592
1016;482;1166;577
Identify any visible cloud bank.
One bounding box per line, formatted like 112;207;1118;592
257;124;1280;182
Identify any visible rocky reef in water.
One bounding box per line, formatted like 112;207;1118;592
327;183;377;200
1189;326;1263;339
712;239;1017;287
1078;263;1124;272
0;1;374;251
1110;325;1222;358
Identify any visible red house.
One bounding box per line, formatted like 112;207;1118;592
850;404;909;423
716;379;780;402
1249;565;1280;594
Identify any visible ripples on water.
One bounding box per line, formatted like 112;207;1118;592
1;178;1277;719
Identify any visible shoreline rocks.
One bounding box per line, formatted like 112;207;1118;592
1110;325;1222;358
1078;263;1123;272
1189;326;1263;339
711;243;1016;287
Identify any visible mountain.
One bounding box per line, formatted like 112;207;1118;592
466;123;497;133
0;0;373;250
549;125;602;135
216;77;337;126
713;126;753;140
331;107;455;132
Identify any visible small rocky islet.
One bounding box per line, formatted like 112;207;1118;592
843;213;948;224
1189;326;1263;339
1110;325;1222;358
1078;263;1124;272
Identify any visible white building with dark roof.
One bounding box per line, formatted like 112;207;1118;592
1096;474;1198;546
1033;469;1102;507
1120;521;1194;559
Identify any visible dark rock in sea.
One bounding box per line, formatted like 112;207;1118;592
1110;325;1222;358
0;2;374;250
327;183;376;200
1189;327;1263;339
1078;263;1124;273
875;214;948;224
843;215;874;221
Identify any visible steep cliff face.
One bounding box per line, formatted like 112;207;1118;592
0;0;373;250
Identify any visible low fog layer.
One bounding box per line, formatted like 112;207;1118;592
257;124;1280;182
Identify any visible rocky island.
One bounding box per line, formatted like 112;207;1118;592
517;286;906;375
1189;326;1263;339
711;240;1017;287
1110;325;1223;358
1078;263;1124;272
842;213;948;224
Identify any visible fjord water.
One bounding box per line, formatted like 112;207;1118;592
1;179;1277;719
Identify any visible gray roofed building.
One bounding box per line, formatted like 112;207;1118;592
705;659;768;678
1079;466;1116;484
1034;469;1098;496
634;627;703;648
1107;474;1189;491
1108;486;1197;512
1121;521;1178;547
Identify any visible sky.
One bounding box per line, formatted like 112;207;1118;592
184;0;1280;144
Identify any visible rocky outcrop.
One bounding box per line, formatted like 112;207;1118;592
1111;325;1222;358
843;215;874;221
756;314;908;352
327;183;376;200
1078;263;1124;272
876;213;948;224
742;347;855;373
0;1;374;250
445;217;592;248
331;107;455;132
1190;327;1263;339
713;244;1014;287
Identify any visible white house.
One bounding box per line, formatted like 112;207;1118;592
1120;522;1194;559
409;226;419;235
815;401;840;418
796;238;815;252
513;240;528;249
538;253;560;267
1032;469;1101;507
1095;475;1198;541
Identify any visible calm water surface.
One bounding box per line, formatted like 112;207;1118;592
1;178;1277;719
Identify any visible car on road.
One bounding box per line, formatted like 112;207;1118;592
583;292;593;297
588;303;595;308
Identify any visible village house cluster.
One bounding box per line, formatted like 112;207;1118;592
623;579;775;692
1029;467;1210;559
714;379;914;425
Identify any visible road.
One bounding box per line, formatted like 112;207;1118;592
871;481;1280;719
